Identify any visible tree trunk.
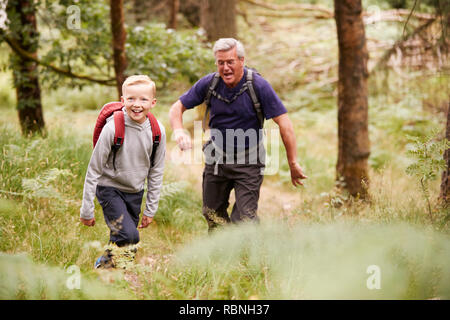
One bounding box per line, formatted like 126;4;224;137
440;102;450;206
201;0;237;41
334;0;370;198
168;0;180;29
110;0;128;98
132;0;150;24
180;0;201;27
7;0;45;136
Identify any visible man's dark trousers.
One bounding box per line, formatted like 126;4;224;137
202;162;264;231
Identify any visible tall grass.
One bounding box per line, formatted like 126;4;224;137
152;221;450;299
0;252;133;299
0;118;206;299
0;122;110;268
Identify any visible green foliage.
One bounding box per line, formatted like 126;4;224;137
40;1;213;89
155;181;204;233
154;221;450;299
126;24;214;87
2;1;214;92
0;252;132;299
3;0;40;48
406;131;449;182
406;130;449;221
0;123;101;266
38;0;114;89
22;168;73;200
0;124;91;196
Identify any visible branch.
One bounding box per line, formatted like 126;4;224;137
240;0;333;16
2;34;116;86
403;0;419;36
371;18;436;73
364;9;435;24
240;0;435;22
250;10;331;20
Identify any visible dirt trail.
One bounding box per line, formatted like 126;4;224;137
165;143;303;220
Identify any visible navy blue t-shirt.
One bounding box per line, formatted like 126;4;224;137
180;68;287;151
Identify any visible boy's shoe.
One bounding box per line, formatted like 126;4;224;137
94;249;114;269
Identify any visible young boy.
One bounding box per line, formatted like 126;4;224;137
80;75;166;268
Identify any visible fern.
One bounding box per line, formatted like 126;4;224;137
405;130;449;220
159;181;189;203
22;168;73;200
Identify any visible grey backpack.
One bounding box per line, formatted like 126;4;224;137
203;68;264;129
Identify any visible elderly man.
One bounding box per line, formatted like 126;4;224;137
169;38;306;231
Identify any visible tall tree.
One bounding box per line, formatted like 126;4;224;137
440;102;450;206
6;0;45;135
334;0;370;198
132;0;149;24
180;0;201;27
201;0;237;41
110;0;128;98
168;0;180;29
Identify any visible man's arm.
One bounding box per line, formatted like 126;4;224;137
169;99;192;150
272;113;308;187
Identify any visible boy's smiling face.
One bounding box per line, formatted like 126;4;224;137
121;83;156;124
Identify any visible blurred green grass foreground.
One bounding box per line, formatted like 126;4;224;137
1;212;449;299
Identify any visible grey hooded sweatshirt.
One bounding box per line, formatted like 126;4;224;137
80;108;166;220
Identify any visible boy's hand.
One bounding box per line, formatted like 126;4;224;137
80;217;96;227
139;215;153;229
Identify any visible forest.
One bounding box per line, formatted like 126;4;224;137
0;0;449;301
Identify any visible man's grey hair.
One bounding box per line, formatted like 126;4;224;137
213;38;245;58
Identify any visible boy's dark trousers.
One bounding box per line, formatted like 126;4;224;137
96;185;144;247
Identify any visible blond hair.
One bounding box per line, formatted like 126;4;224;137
122;75;156;97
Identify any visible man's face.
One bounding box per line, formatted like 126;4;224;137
215;47;244;88
121;83;156;124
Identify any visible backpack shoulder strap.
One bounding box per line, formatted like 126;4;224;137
110;110;125;171
147;112;161;167
93;101;123;148
205;72;221;108
246;69;264;128
203;72;221;130
113;110;125;147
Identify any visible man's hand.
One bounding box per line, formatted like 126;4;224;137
289;162;308;187
80;217;96;226
174;129;192;151
272;114;308;187
138;215;153;229
169;101;191;151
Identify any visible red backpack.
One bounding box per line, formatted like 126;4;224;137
93;102;161;170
